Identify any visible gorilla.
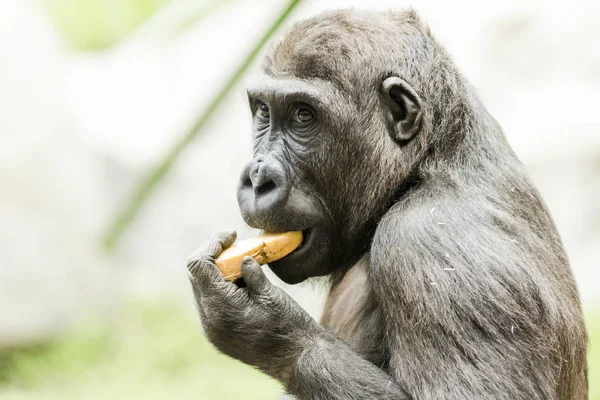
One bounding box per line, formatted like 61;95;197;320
187;9;587;400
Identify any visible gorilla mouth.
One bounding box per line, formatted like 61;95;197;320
262;225;330;283
269;227;315;265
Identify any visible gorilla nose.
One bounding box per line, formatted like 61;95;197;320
250;160;277;196
238;156;291;217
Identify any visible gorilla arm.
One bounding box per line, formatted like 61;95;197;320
370;196;561;399
284;330;410;400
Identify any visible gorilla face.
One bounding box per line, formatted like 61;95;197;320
237;78;335;284
236;69;423;285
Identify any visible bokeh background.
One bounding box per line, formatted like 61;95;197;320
0;0;598;399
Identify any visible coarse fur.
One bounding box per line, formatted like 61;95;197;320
192;8;588;400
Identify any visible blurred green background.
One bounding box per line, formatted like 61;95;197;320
0;301;281;399
40;0;173;50
1;305;598;399
0;0;598;399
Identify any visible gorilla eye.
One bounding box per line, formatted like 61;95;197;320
293;107;315;124
255;101;270;121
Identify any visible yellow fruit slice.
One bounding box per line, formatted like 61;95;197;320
215;231;303;281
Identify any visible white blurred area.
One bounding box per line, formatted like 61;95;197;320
0;0;599;346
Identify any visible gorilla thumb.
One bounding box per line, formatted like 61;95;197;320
241;256;270;293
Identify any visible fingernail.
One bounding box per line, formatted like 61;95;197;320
243;256;255;264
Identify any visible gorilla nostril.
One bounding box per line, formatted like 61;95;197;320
255;180;277;196
242;174;252;188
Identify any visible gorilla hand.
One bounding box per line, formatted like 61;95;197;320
187;231;321;380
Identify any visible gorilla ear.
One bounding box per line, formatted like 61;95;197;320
381;77;423;142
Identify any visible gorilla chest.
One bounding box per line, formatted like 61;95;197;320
320;260;387;368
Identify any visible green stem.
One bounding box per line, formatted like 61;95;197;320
103;0;303;249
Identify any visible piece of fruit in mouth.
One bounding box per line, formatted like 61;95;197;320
215;231;303;281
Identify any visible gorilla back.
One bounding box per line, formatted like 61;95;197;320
193;9;587;400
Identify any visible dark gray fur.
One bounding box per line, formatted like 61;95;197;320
188;9;587;399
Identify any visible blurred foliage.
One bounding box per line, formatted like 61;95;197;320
39;0;173;50
0;301;280;399
0;324;112;386
0;306;598;399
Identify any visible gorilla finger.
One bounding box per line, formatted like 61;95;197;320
190;282;207;317
190;258;226;291
241;256;271;294
187;230;236;268
205;230;237;258
187;251;212;276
